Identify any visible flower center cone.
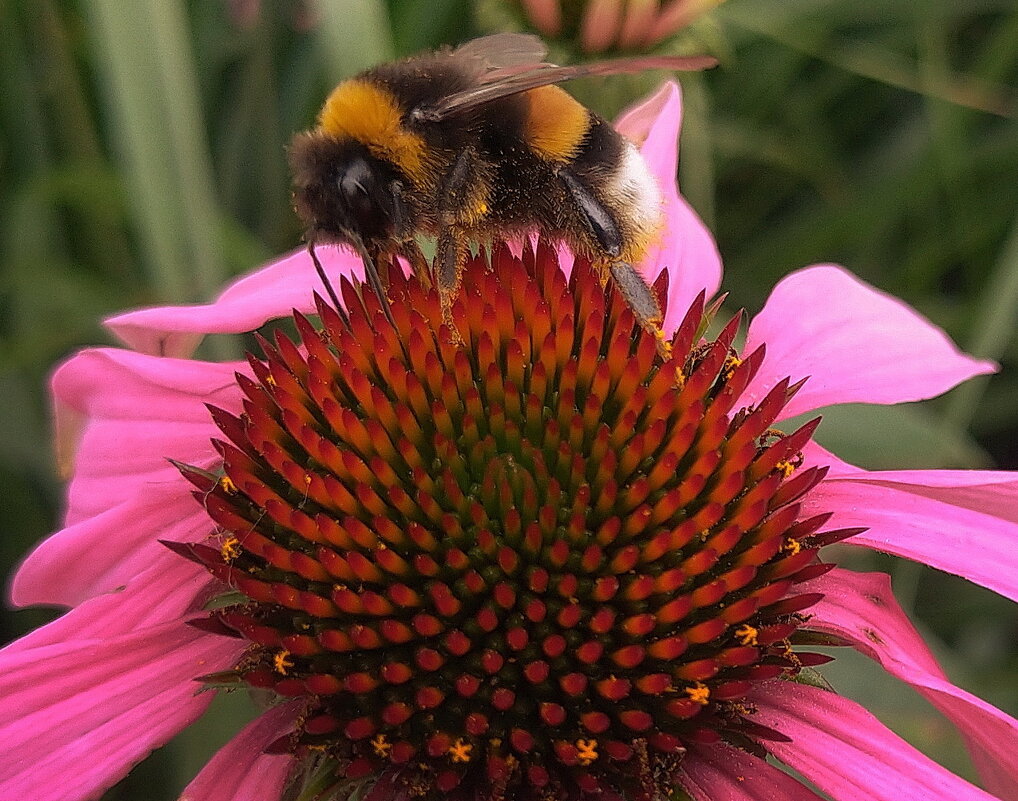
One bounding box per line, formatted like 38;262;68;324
170;240;849;801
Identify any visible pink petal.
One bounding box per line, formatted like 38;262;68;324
807;569;1018;798
52;348;243;526
106;245;363;357
615;82;723;330
11;503;213;611
0;620;241;801
741;265;996;419
8;555;216;648
180;701;301;801
751;681;1000;801
18;349;241;606
679;742;826;801
801;446;1018;602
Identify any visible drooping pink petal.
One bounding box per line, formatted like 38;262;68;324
11;491;211;608
679;742;826;801
0;620;242;801
614;82;723;330
106;245;363;357
9;555;215;649
52;348;243;525
18;348;240;605
179;701;301;801
807;569;1018;798
800;444;1018;602
741;265;996;419
751;681;1000;801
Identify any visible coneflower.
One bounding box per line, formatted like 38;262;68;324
3;84;1015;801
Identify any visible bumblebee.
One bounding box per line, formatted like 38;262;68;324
290;33;714;340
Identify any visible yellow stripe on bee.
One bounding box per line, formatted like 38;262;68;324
318;79;433;187
524;85;590;162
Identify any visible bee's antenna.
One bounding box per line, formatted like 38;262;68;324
307;240;348;324
353;238;397;330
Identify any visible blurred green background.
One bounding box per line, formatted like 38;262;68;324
1;0;1016;798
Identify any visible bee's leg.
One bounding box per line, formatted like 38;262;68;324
436;228;467;338
609;260;670;359
557;167;622;286
433;147;482;338
557;167;668;357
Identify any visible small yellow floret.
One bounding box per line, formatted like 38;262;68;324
370;734;392;758
448;738;473;763
685;682;710;705
218;475;237;493
575;739;599;766
220;536;242;563
735;624;759;646
783;537;802;555
273;649;294;675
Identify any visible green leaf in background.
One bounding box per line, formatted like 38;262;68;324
82;0;229;303
785;402;991;469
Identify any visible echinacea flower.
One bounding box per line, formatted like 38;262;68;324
4;83;1018;801
517;0;725;53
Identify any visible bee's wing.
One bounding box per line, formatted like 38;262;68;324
451;33;549;70
413;52;718;122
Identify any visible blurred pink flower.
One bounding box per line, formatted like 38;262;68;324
3;84;1018;801
520;0;726;53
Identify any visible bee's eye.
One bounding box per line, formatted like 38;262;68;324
338;158;376;213
335;155;396;240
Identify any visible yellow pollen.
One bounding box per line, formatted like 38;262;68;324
735;624;759;646
784;537;802;555
370;733;392;758
781;638;802;667
654;329;673;362
775;459;796;478
264;374;276;386
722;354;743;380
448;738;473;763
273;649;294;675
220;536;242;562
575;739;599;765
685;682;710;705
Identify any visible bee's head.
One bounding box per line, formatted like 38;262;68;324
289;133;408;246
